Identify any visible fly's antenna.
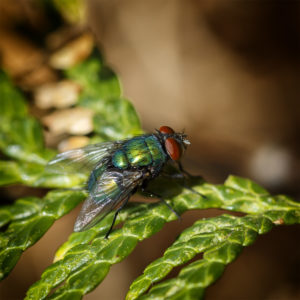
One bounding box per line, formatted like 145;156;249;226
176;133;190;149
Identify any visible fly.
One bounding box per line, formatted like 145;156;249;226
48;125;202;238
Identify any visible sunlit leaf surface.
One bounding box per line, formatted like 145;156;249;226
65;51;142;140
0;46;141;284
0;190;86;280
25;177;300;300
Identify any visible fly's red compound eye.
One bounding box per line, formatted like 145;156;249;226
165;138;182;161
159;126;174;134
159;126;182;160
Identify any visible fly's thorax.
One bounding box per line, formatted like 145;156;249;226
111;135;167;170
145;135;167;166
124;137;152;167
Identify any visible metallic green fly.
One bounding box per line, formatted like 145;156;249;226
48;125;200;238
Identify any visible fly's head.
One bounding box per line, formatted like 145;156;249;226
157;125;190;161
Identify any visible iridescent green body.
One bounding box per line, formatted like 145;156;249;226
87;135;167;207
112;135;167;170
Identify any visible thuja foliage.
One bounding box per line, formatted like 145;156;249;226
0;27;299;300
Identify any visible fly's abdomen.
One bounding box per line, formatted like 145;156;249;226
94;171;123;203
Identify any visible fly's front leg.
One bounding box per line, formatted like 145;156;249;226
141;186;180;220
163;162;207;199
177;162;203;180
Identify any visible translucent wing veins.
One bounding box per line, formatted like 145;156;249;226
74;169;145;232
46;141;122;174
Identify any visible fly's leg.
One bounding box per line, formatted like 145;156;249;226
163;162;207;199
141;188;180;220
163;172;206;198
177;162;203;180
105;195;130;239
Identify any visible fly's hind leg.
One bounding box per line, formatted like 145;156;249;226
141;187;180;220
105;195;130;239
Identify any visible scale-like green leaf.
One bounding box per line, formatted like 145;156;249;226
0;117;55;164
0;71;54;164
0;48;141;187
126;214;278;299
0;70;27;117
93;98;142;140
65;51;142;140
52;0;85;23
25;177;300;299
65;51;121;101
0;46;142;282
39;0;85;24
0;190;86;280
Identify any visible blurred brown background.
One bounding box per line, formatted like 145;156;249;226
0;0;299;299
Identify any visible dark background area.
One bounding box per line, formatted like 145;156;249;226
0;0;299;299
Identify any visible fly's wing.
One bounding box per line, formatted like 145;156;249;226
74;169;145;232
46;141;122;174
